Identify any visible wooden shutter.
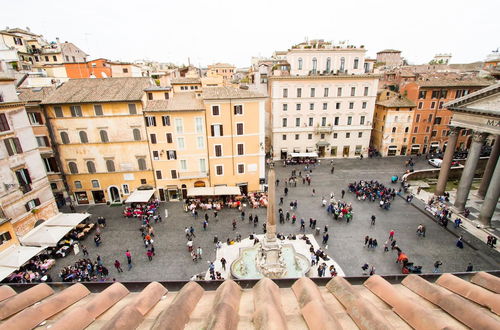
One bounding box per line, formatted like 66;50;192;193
49;157;59;172
0;114;9;131
15;170;24;185
145;117;149;127
220;125;223;136
210;125;214;137
4;139;13;156
166;133;172;143
13;138;22;153
35;112;43;124
25;203;31;212
150;134;157;144
43;136;50;147
34;198;41;206
70;106;76;117
23;169;32;184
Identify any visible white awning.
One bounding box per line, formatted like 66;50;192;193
125;189;156;203
43;213;91;227
290;152;319;158
20;226;73;247
0;244;46;268
0;267;16;282
214;186;241;196
187;186;242;196
187;187;214;197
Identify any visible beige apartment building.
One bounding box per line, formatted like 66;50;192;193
207;63;235;84
371;90;416;156
0;70;58;243
270;40;379;159
41;77;155;205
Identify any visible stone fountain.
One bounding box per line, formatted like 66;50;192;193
231;165;310;279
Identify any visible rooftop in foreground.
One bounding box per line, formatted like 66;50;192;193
0;271;499;329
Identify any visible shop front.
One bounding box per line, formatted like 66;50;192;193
74;191;89;205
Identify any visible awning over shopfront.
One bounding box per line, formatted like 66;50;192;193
0;244;46;268
0;266;16;282
20;225;75;247
187;186;242;197
290;152;319;158
316;141;330;147
43;213;91;227
125;189;156;203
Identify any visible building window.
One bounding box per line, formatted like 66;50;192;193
145;116;156;127
340;57;345;71
308;117;314;126
282;118;287;127
346;132;350;138
296;104;301;111
283;104;288;111
60;132;70;144
36;136;50;147
232;104;244;115
43;157;59;173
53;106;63;118
180;160;187;170
337;87;342;97
324;88;329;97
430;101;436;109
431;130;437;137
334;117;339;125
175;118;184;133
347;116;352;125
86;161;96;173
237;164;245;174
321;117;327;126
177;137;185;149
312;58;317;73
358;132;363;138
122;184;130;194
298;58;302;70
336;102;340;110
171;170;178;179
295;118;300;127
349;102;354;109
99;130;109;143
164;93;169;100
360;116;365;125
138;158;146;170
197;136;204;149
326;58;331;72
162;115;171;126
363;86;369;96
199;159;207;172
283;88;288;98
438;101;444;109
405;127;409;133
418;91;427;99
215;145;222;157
322;103;328;110
310;88;315;97
212;105;220;116
295;134;299;140
434;117;442;125
354;58;359;70
412;137;416;144
194;117;203;133
416;114;420;122
68;162;78;174
106;160;115;172
70;106;82;117
128;104;137;114
309;103;314;110
133;128;141;141
351;87;356;96
428;114;433;122
392;127;396;133
156;170;162;179
211;124;223;136
28;112;43;125
91;180;100;188
297;88;302;98
0;114;10;131
320;133;325;139
15;168;32;193
148;93;153;100
361;101;367;109
165;133;173;143
426;126;430;133
216;165;223;176
236;123;244;135
167;150;177;160
413;127;418;133
94;105;103;116
282;134;286;141
237;143;244;155
333;133;338;138
431;91;440;99
418;102;423;109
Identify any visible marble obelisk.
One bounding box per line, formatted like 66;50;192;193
265;165;277;242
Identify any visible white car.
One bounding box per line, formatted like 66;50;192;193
428;158;443;168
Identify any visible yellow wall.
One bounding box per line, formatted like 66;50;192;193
0;221;19;253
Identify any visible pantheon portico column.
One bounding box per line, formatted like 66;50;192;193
478;156;500;227
453;131;487;213
435;126;460;196
477;135;500;199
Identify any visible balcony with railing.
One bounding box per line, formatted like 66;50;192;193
315;125;333;134
178;171;209;180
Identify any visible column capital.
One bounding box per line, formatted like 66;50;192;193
472;131;488;143
448;126;461;136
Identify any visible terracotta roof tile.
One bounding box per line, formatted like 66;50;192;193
402;274;499;329
41;77;153;104
326;276;394;330
0;283;89;330
252;278;288;330
145;93;205;112
131;281;167;316
102;304;144;330
17;86;56;103
152;281;204;330
471;271;500;294
377;95;416;108
0;283;54;320
436;273;500;315
205;280;241;330
0;286;16;302
171;77;201;85
202;86;266;100
291;277;341;329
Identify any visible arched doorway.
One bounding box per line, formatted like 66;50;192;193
181;184;187;199
108;186;121;203
194;181;206;187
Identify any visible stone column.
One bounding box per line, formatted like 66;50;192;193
435;126;460;196
453;131;487;213
477;135;500;199
266;165;277;242
478;157;500;227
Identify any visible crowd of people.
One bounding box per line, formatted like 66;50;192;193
58;256;109;282
348;180;396;210
4;254;55;283
186;192;269;212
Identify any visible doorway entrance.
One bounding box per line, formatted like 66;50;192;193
108;186;121;203
318;146;325;157
158;188;165;201
280;149;288;159
400;145;407;155
92;190;105;204
343;146;350;157
237;183;248;195
168;189;179;201
181;184;187;199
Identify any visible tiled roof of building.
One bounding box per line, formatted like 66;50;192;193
208;63;235;68
17;86;56;103
171;77;201;85
41;78;153;104
144;93;204;112
144;86;172;92
377;49;402;54
202;86;266;100
416;79;491;88
0;272;499;329
377;95;416;108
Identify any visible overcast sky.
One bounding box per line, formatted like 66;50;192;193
2;0;498;68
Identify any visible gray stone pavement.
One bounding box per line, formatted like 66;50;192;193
50;155;500;281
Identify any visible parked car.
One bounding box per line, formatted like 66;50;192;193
428;159;442;167
429;152;443;159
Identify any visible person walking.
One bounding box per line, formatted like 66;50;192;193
369;265;376;276
389;230;395;241
114;260;123;273
383;240;389;252
456;236;464;249
433;260;442;273
125;250;132;271
221;257;227;271
341;189;345;199
204;213;209;222
364;235;369;246
284;187;288;196
82;244;89;256
331;166;335;174
300;218;305;231
466;263;473;272
196;246;203;259
232;219;237;230
147;249;153;261
371;215;376;226
322;233;329;245
203;220;208;231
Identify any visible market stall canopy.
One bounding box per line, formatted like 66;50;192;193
125;189;156;203
0;244;46;268
187;186;242;196
290;152;319;158
0;266;16;282
43;213;91;227
214;186;241;196
20;226;74;247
